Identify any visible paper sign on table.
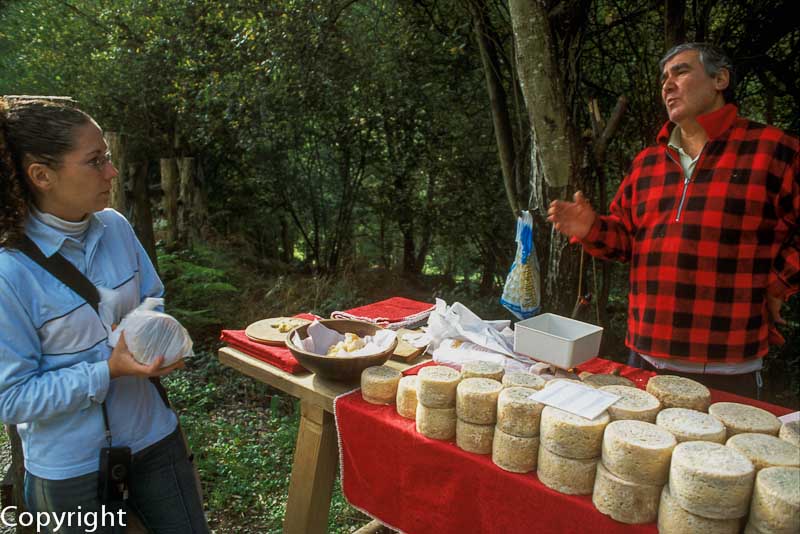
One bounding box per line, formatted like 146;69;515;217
529;380;620;420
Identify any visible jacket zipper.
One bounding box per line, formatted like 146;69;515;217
669;148;704;222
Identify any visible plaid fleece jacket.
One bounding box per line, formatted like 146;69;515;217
582;104;799;364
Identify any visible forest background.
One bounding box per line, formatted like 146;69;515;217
1;0;798;532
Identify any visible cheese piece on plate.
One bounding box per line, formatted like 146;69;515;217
417;365;461;408
456;418;494;454
646;375;711;412
540;406;609;459
748;466;800;534
537;445;598;495
496;387;544;438
726;433;800;471
709;402;782;437
492;427;538;473
456;378;503;425
592;462;661;524
502;371;545;390
780;420;800;447
657;483;740;534
601;420;676;485
600;385;661;423
669;441;755;519
460;360;504;381
580;372;635;388
656;407;727;444
360;365;401;405
395;375;418;419
416;404;456;440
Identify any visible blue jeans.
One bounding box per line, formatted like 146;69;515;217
24;426;209;534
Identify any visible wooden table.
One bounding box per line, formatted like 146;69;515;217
218;346;427;534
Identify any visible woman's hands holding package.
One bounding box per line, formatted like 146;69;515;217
108;331;185;379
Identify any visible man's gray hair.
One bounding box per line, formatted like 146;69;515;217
659;43;735;103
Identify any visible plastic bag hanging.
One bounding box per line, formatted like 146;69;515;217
500;210;541;319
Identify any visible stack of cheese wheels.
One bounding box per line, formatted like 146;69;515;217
537;406;610;495
669;441;755;521
455;377;502;454
361;365;402;405
395;375;419;419
646;375;711;411
726;433;800;471
600;385;661;423
460;360;504;381
492;387;543;473
779;420;800;447
658;484;740;534
709;402;782;437
656;408;727;444
501;371;545;391
745;466;800;534
579;372;636;389
592;420;676;523
416;365;460;440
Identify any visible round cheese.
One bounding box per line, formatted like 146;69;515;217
460;360;504;381
416;404;456;440
540;406;609;459
537;445;598;495
456;378;503;425
780;420;800;448
669;441;755;519
395;375;418;419
592;462;661;524
656;407;727;444
496;387;544;438
601;420;676;485
709;402;782;437
646;375;711;412
601;385;661;423
743;522;768;534
456;419;494;454
748;466;800;534
726;433;800;471
492;427;538;473
657;483;740;534
417;365;461;408
360;365;401;404
544;378;584;388
581;372;635;388
502;371;545;390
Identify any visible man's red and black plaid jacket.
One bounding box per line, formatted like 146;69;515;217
582;104;799;364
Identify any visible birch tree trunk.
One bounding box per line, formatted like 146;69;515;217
177;157;195;246
105;132;128;216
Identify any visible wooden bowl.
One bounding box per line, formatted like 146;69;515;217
285;319;398;382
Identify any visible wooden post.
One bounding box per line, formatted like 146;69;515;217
160;158;179;248
176;157;196;246
129;162;159;271
105;132;128;215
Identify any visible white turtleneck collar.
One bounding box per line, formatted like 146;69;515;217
29;205;91;241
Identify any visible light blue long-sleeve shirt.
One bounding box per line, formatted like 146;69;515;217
0;209;177;480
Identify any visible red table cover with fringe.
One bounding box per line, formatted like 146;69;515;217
334;358;793;534
333;297;434;326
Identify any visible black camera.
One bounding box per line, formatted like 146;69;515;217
98;446;131;502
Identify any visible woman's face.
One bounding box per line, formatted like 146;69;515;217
34;120;118;222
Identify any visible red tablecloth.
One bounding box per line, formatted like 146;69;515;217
332;297;434;329
334;358;793;534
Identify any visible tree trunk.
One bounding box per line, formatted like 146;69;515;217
160;158;179;248
105;132;128;216
129;162;159;271
664;0;686;50
176;157;196;246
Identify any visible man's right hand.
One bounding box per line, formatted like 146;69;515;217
107;331;185;379
547;191;598;240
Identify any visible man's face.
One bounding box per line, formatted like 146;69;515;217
661;50;728;124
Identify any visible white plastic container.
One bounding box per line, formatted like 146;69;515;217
514;313;603;369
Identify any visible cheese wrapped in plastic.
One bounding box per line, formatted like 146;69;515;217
109;298;193;367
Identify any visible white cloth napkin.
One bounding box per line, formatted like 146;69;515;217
292;320;396;357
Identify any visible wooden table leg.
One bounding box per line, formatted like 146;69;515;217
283;400;339;534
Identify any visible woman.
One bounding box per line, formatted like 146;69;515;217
0;97;209;533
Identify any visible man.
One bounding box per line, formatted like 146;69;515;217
547;43;799;398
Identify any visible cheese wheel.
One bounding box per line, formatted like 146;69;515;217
456;378;503;425
726;433;800;471
544;378;584;388
656;407;727;444
743;522;768;534
537;445;598;495
748;466;800;534
601;385;661;423
360;365;401;404
492;427;539;473
669;441;755;519
646;375;711;412
416;404;456;440
780;420;800;448
460;360;504;381
709;402;782;437
592;462;661;524
456;419;494;454
417;365;461;408
502;371;545;390
657;483;740;534
540;406;610;459
581;373;635;388
601;420;676;485
395;375;418;419
496;387;544;438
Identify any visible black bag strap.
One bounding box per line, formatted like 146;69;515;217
17;235;171;409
